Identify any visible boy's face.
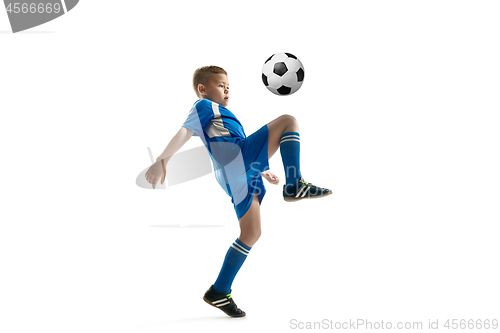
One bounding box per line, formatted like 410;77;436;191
199;74;230;107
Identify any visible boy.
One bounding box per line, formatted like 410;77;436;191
145;66;331;317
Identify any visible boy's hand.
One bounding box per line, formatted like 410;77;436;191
145;159;166;189
262;170;279;185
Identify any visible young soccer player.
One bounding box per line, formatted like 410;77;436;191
145;66;331;317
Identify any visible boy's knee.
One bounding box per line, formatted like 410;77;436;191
281;114;296;122
240;228;261;246
249;228;261;243
254;228;262;241
281;114;299;130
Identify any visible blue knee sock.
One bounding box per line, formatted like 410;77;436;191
280;131;302;185
213;238;252;294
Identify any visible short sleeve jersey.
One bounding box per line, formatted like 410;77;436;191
181;99;248;198
181;99;246;140
180;99;269;219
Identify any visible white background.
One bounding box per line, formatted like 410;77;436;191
1;1;499;332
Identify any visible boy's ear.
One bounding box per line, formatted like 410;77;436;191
197;83;206;96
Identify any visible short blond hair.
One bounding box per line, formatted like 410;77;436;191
192;66;227;98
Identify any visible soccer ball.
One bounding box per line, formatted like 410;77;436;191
262;52;305;95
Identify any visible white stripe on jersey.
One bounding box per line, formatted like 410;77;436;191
206;102;231;138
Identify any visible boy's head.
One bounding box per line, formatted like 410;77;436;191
193;66;230;107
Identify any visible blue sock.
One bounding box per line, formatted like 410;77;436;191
213;238;252;294
280;131;302;185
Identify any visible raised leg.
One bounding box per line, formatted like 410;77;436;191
266;114;299;160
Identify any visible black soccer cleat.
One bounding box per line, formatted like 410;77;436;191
283;177;332;202
203;285;246;317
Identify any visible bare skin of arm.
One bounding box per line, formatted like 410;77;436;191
145;126;280;189
261;170;279;185
145;127;194;189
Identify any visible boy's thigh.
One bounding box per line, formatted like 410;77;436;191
238;192;261;228
238;192;261;246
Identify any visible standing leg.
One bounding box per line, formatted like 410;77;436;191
203;193;261;317
238;192;261;247
213;192;261;294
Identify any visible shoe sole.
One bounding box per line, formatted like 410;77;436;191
203;297;246;317
284;191;332;202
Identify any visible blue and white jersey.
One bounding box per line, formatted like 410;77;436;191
182;99;246;140
181;99;249;201
181;98;270;220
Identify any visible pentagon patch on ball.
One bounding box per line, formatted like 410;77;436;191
262;52;305;96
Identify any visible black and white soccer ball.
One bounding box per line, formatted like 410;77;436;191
262;52;305;96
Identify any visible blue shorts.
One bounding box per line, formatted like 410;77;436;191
231;124;269;220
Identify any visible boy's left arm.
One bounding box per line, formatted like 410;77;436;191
262;170;279;185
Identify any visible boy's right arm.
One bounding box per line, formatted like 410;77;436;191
156;126;194;164
145;127;194;189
